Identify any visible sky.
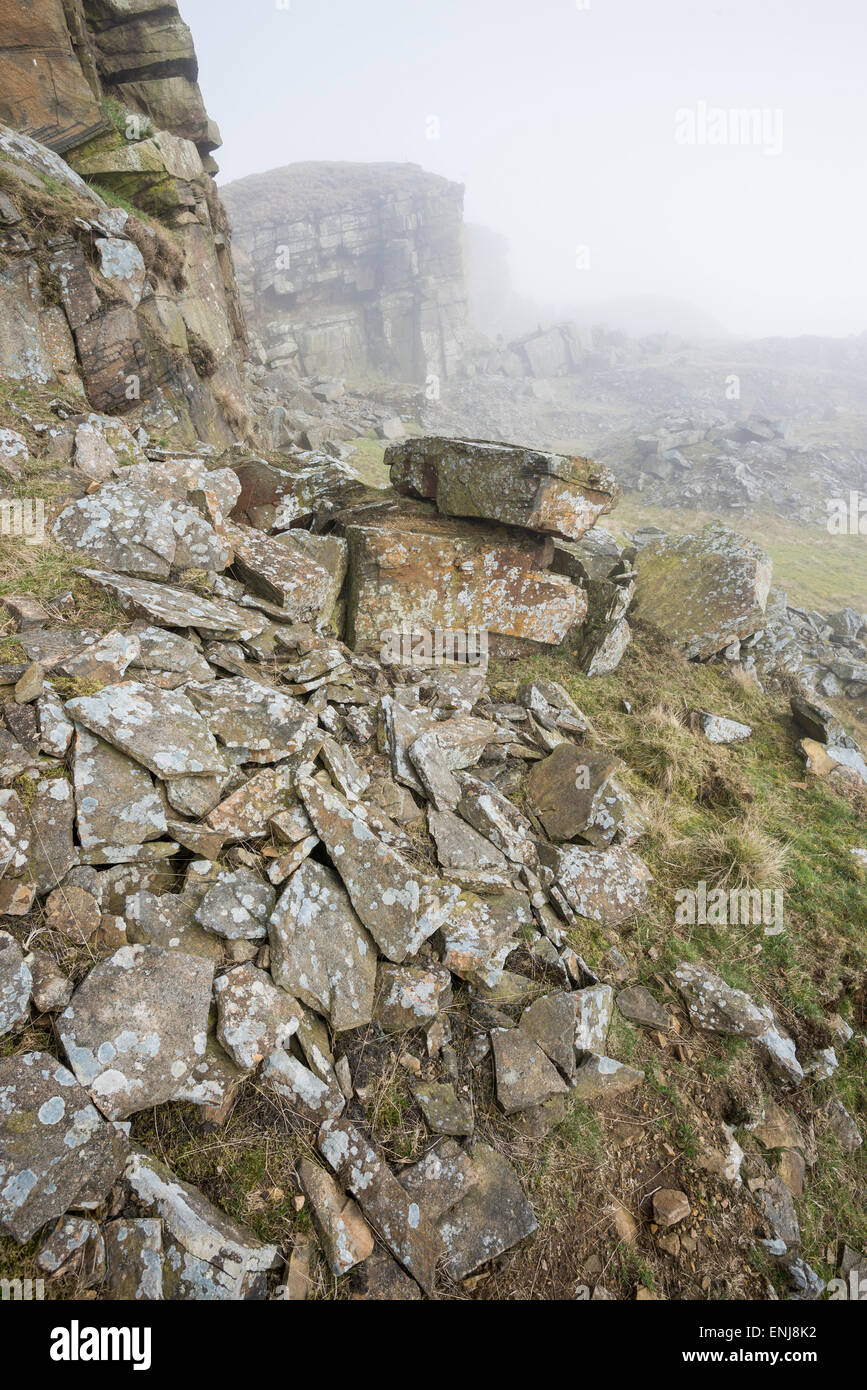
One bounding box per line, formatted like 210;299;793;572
180;0;867;338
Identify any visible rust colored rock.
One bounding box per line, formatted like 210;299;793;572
343;509;585;653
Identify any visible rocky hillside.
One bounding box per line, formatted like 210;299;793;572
222;162;468;386
0;0;249;445
0;422;864;1302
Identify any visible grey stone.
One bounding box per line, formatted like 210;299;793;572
214;963;301;1070
194;868;276;941
437;1143;537;1281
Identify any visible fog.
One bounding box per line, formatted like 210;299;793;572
182;0;867;339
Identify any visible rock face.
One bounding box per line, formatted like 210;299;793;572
0;0;248;445
222;162;467;385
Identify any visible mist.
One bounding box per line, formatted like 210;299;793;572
181;0;867;340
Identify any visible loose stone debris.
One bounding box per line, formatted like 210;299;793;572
0;425;861;1303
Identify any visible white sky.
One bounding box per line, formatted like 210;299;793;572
180;0;867;337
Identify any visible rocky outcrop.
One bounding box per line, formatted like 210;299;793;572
0;5;249;446
222;162;468;385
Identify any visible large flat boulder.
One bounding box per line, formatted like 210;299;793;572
634;523;771;659
343;510;585;653
388;437;620;540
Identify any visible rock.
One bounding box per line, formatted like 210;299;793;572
194;867;275;940
319;735;369;801
0;788;30;877
349;1249;422;1300
0;1051;127;1242
437;1143;536;1281
789;694;846;746
37;1215;104;1283
37;685;75;756
225;519;335;620
25;949;73;1012
186;677;315;762
22;773;77;892
413;1081;474;1136
572;1055;645;1100
556;845;652;925
673;962;773;1037
0;426;28;478
95;237;147;308
60;629;139;686
798;737;867;787
0;930;31;1037
635;523;772;659
698;712;752;745
344;511;584;653
214;963;301;1069
72;422;120;483
298;1157;374;1275
268;859;377;1032
388;437;620;539
125;1150;280;1299
282;1232;314;1300
397;1139;478;1221
754;1021;805;1085
455;772;538;868
127;625;213;690
520;992;579;1083
616;985;670;1031
79;569;269;643
67;680;228;781
54;483;228;579
374;962;453;1033
14;662;44;704
207;762;312;842
73;724;166;850
491;1027;570;1114
427;806;511;887
44;885;101;944
778;1149;806;1196
59;944;215;1119
525;743;642;846
754;1177;800;1249
299;773;459;962
440;889;532;987
124;891;221;962
748;1099;804;1151
0;880;37;916
825;1097;862;1152
261;1049;345;1123
653;1189;691;1227
104;1218;164;1300
318;1118;440;1293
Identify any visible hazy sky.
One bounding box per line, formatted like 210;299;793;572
182;0;867;338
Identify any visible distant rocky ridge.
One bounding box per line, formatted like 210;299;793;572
222;162;468;386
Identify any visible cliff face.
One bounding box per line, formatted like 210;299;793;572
0;0;249;445
221;162;468;386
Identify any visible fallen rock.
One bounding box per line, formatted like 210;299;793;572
491;1027;570;1114
375;962;453;1032
413;1081;474;1136
0;1051;127;1242
397;1139;478;1221
437;1143;536;1281
214;963;301;1069
616;985;670;1031
0;930;31;1037
104;1218;164;1301
125;1149;280;1298
268;859;377;1032
261;1049;345;1123
298;1157;374;1275
556;845;652;925
67;681;228;780
673;962;773;1037
698;712;752;745
299;774;459;962
653;1189;691;1227
318;1118;440;1293
59;944;215;1119
194;867;276;940
634;523;771;659
572;1054;645;1100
